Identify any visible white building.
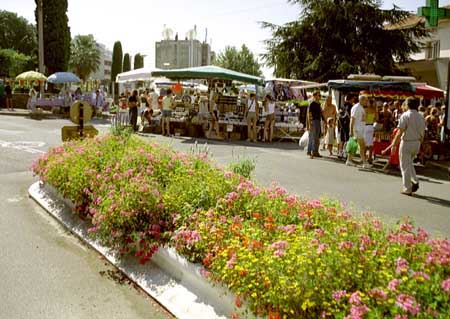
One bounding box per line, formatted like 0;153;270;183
391;9;450;91
89;42;113;83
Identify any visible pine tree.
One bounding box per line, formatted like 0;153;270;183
35;0;71;74
262;0;428;81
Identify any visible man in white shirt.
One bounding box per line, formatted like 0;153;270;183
346;95;370;168
388;97;426;195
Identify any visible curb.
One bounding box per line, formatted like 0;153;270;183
29;181;238;319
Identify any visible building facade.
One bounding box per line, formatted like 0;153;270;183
89;42;113;83
393;11;450;90
155;39;212;69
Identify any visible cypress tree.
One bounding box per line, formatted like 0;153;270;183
111;41;123;82
35;0;71;74
111;41;122;99
134;53;144;69
123;53;131;72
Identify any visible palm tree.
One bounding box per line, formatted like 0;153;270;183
69;34;101;81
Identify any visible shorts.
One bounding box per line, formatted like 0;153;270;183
265;113;275;124
247;112;257;122
162;109;172;118
339;127;350;143
364;124;374;146
354;127;365;142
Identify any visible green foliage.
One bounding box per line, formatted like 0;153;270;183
262;0;429;81
123;53;131;72
35;0;71;74
0;48;32;78
0;10;37;57
214;44;263;77
133;53;144;69
69;34;101;81
228;157;256;179
111;41;123;82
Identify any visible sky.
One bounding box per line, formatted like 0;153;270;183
1;0;450;77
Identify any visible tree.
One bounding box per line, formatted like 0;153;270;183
111;41;123;82
35;0;71;74
0;49;32;78
123;53;131;72
214;45;262;77
134;53;144;69
262;0;428;81
69;35;101;81
0;10;37;57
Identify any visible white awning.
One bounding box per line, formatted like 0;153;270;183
116;67;162;83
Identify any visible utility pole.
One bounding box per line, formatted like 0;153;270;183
38;0;45;96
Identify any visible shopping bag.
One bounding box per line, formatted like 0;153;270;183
299;131;309;150
346;137;358;155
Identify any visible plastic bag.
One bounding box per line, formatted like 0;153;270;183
299;131;309;150
346;137;358;155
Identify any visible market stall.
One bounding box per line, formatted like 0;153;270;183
151;66;264;140
328;79;445;164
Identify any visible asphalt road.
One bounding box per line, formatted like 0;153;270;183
0;115;449;318
0;116;173;319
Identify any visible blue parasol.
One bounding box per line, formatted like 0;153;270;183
47;72;81;84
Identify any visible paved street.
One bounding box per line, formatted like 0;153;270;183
0;115;173;319
0;115;449;318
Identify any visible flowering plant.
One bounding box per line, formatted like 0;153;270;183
32;134;450;319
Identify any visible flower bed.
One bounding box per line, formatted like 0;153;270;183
32;134;450;319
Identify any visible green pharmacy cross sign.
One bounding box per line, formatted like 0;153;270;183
418;0;450;27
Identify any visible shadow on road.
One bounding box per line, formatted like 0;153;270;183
412;194;450;209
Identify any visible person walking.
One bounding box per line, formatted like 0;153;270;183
5;81;13;111
321;96;336;150
364;98;379;164
347;95;370;168
306;91;323;159
337;94;354;158
245;93;259;142
128;90;139;132
263;94;276;143
161;89;174;136
386;97;426;196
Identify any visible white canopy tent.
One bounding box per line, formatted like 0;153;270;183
115;67;162;83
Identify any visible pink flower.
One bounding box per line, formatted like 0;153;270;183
396;257;409;274
224;171;233;178
308;199;322;209
317;243;328;255
338;241;353;250
396;294;420;315
412;271;430;281
399;222;414;233
417;227;429;242
199;269;212;279
369;288;387;301
225;192;239;204
315;228;325;237
371;219;382;231
442;278;450;292
349;292;361;305
226;253;237;269
388;279;400;292
349;305;369;319
277;225;297;234
273;249;286;257
269;240;289;250
332;290;347;302
285;195;296;207
359;235;373;251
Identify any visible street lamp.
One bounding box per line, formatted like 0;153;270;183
37;0;45;96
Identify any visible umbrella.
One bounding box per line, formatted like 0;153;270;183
47;72;81;84
16;71;47;81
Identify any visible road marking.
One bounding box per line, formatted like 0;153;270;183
0;140;46;154
6;196;24;203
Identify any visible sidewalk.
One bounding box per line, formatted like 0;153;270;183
0;108;55;118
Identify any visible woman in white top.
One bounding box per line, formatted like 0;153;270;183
263;94;276;142
245;93;259;142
